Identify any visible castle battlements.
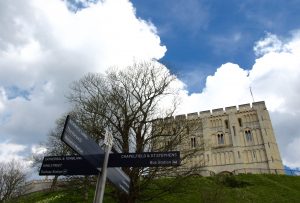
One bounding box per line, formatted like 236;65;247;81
153;100;284;176
160;101;267;121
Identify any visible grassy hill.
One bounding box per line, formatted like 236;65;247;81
9;174;300;203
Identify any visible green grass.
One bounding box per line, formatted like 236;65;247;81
148;174;300;203
8;174;300;203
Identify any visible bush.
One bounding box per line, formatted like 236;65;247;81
215;174;250;188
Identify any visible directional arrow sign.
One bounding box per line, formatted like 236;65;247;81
61;115;130;194
106;151;180;167
39;151;180;176
39;155;98;176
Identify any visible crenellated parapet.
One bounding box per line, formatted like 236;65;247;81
252;101;267;110
158;101;267;121
187;112;198;119
238;103;251;110
152;100;284;176
225;106;237;113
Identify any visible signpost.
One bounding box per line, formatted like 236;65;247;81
61;115;103;168
61;115;130;194
94;131;113;203
39;155;98;176
39;151;180;176
38;115;181;202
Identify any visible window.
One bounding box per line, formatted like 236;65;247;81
186;126;190;134
191;137;196;148
253;151;256;159
238;118;242;127
238;151;240;158
268;142;270;148
217;134;224;144
225;120;229;129
245;130;253;142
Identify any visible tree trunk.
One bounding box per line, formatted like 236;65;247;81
83;176;89;202
50;176;58;191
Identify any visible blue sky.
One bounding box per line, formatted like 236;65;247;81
131;0;300;92
0;0;300;174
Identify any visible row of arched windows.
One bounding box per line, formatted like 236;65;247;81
243;149;267;163
212;151;234;165
210;115;259;130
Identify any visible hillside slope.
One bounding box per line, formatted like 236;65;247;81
9;174;300;203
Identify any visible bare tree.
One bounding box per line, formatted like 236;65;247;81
31;115;76;191
32;114;95;201
67;61;202;202
0;160;27;202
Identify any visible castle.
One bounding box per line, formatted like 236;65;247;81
153;101;284;175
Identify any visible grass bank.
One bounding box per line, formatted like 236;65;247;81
9;174;300;203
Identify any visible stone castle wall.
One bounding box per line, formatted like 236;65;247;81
153;101;284;175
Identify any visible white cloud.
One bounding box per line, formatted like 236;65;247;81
0;0;166;162
0;142;27;163
0;87;6;113
250;32;300;113
253;33;288;56
179;31;300;168
178;63;252;114
31;145;47;155
283;137;300;168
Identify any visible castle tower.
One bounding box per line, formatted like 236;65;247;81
153;101;284;175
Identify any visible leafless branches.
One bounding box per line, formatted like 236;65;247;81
0;160;26;202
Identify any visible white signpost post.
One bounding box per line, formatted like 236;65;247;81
93;131;113;203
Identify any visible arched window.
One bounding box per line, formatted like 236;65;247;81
225;120;229;129
245;130;253;142
217;133;224;144
191;137;196;148
238;118;243;127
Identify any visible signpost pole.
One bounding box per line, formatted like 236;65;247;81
93;131;113;203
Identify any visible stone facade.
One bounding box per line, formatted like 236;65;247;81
153;101;284;175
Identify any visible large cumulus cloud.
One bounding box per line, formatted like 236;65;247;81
0;0;166;161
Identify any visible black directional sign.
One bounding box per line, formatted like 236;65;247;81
61;115;130;194
107;151;180;167
39;155;98;176
39;151;180;175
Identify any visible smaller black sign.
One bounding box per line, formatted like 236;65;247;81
107;151;180;167
39;156;98;176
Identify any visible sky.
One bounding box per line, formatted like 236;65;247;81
0;0;300;175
